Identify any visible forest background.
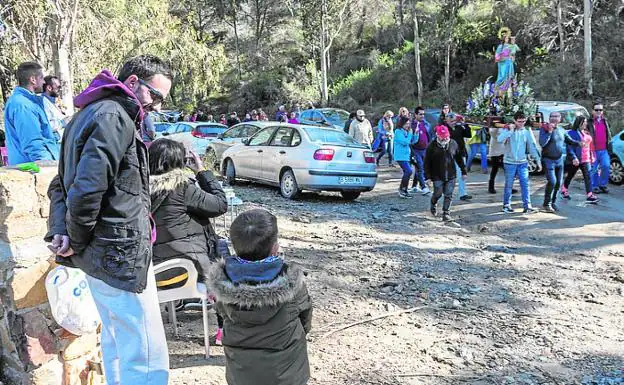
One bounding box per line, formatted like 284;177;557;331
1;0;623;127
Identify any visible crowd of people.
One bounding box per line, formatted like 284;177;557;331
341;102;613;221
0;54;616;385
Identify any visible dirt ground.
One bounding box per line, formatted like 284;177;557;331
165;165;624;385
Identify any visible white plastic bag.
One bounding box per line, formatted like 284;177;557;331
45;266;101;335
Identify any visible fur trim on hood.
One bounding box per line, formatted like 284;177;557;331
149;169;189;195
207;259;304;308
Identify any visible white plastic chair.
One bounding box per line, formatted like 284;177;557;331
154;258;211;358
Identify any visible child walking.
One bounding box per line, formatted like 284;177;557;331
208;209;313;385
562;116;599;203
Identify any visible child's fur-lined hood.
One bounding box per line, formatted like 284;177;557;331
207;258;304;308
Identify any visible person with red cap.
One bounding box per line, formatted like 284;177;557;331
424;125;467;221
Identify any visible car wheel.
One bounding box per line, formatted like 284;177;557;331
527;155;541;175
224;159;236;186
205;148;218;171
280;170;300;199
610;157;624;185
340;191;361;201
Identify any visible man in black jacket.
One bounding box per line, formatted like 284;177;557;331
45;55;172;385
441;112;473;200
425;125;467;222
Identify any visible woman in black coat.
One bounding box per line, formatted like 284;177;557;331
149;139;228;341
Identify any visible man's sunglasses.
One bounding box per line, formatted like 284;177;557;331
138;79;164;105
594;109;603;112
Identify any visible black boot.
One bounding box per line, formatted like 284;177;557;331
488;179;496;194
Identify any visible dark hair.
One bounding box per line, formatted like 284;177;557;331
348;112;357;120
230;209;278;260
438;112;447;125
148;139;186;175
415;106;425;114
43;75;59;88
592;101;603;109
572;116;587;132
513;111;526;120
17;62;43;87
442;103;450;109
398;116;410;128
118;55;172;83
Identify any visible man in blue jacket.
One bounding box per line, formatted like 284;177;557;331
3;62;59;165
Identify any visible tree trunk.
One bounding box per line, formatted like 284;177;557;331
444;41;451;100
53;43;75;114
583;0;592;96
412;1;423;106
232;14;242;81
320;0;329;106
557;0;565;61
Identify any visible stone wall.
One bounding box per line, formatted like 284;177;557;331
0;167;103;385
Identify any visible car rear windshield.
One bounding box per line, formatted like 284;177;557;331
305;127;365;147
194;125;226;136
559;108;589;126
322;109;349;123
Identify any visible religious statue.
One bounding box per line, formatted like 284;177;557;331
494;27;519;92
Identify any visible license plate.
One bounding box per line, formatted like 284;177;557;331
339;177;362;185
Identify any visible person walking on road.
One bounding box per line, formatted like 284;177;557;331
349;109;374;148
394;116;414;198
424;125;466;222
374;110;395;166
497;111;542;214
409;106;431;194
562;116;600;203
588;102;612;194
539;111;580;212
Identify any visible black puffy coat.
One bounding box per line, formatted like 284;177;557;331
150;169;228;283
424;139;466;182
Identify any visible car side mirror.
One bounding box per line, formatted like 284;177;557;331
242;138;250;145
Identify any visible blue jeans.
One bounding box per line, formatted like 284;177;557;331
503;162;531;209
544;157;564;205
591;149;610;188
398;161;413;191
467;143;488;171
455;159;467;197
86;265;169;385
376;139;393;164
411;148;427;189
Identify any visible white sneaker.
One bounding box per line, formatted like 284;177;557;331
408;187;422;194
421;187;431;195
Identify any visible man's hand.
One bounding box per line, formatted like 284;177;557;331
573;159;580;167
48;234;74;257
536;163;543;173
462;174;468;180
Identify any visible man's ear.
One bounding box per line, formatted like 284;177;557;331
123;74;139;91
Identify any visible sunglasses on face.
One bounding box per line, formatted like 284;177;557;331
138;79;164;105
594;109;603;112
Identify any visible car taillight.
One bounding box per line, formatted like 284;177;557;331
313;149;335;161
364;151;376;163
191;130;205;138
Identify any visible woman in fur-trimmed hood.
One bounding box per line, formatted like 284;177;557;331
207;208;312;385
148;139;228;283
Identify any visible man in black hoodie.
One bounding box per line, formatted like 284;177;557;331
46;55;173;384
440;112;473;200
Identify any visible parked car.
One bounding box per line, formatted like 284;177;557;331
536;101;589;129
153;122;173;139
157;122;228;155
204;122;264;170
298;108;350;130
220;124;377;200
609;129;624;185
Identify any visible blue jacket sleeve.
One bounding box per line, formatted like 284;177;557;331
13;105;54;162
394;130;411;146
539;128;552;148
497;128;512;143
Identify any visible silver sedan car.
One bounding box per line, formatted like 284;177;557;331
220;123;378;200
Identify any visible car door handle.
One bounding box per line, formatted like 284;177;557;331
257;150;263;153
279;151;286;154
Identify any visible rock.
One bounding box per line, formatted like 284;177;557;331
291;215;311;224
380;280;400;288
381;286;394;294
18;309;58;368
11;258;57;310
371;211;385;220
359;276;371;282
478;224;489;233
